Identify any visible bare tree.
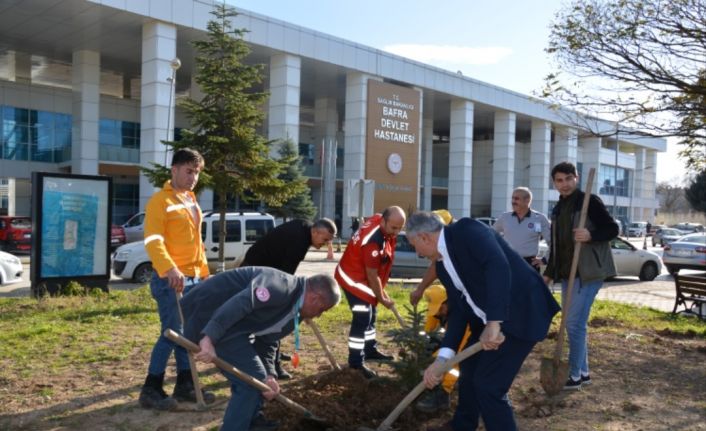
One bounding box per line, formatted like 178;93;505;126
542;0;706;170
656;182;689;213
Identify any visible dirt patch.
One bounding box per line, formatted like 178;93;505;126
1;329;705;431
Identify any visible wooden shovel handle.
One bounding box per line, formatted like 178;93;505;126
175;291;206;407
377;341;483;430
305;319;341;370
552;168;596;364
164;329;315;418
390;304;407;328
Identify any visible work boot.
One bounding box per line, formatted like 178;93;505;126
139;373;178;411
350;363;377;379
275;361;292;380
415;386;450;413
172;369;216;404
365;348;394;361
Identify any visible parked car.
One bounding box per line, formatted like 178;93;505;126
390;234;662;281
389;233;431;278
610;237;662;281
122;212;145;243
0;250;23;285
662;233;706;275
670;223;705;234
652;228;685;247
627;221;648;237
0;216;32;253
112;212;276;283
111;224;126;250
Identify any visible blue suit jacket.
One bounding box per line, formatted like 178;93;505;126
436;218;560;350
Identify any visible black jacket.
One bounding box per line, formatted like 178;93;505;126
544;190;619;284
240;219;312;275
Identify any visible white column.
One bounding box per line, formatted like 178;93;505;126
580;136;601;194
268;53;301;149
71;50;100;175
554;126;578;166
530;120;551;215
645;150;658;201
7;178;16;216
491;111;516;216
342;73;379;237
448;99;474;219
315;97;338;220
421;106;434;211
139;21;177;209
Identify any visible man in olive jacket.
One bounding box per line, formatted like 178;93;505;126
543;161;619;390
181;267;340;431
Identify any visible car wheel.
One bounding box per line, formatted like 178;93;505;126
639;262;659;281
133;263;154;284
666;265;679;276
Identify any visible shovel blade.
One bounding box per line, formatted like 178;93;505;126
540;356;569;396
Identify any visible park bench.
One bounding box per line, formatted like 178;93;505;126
673;274;706;319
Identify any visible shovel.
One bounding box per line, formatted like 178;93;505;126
306;319;341;370
390;303;407;328
164;329;332;429
357;341;483;431
175;291;207;409
540;167;595;396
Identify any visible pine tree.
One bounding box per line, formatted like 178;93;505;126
268;139;317;222
142;3;305;271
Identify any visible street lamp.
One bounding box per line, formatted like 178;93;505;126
164;57;181;165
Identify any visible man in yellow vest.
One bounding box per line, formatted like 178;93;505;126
416;284;471;413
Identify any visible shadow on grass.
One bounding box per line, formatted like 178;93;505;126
0;367;229;431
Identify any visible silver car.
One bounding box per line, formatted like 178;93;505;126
651;228;685;247
390;233;662;281
662;233;706;275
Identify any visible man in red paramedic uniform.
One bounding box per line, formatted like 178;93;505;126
335;206;406;378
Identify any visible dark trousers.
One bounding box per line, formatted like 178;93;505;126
452;333;536;431
344;289;378;366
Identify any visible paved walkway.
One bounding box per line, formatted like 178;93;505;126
0;249;684;315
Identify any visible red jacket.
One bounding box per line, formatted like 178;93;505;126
335;214;396;305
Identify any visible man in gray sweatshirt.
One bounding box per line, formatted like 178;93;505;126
180;266;340;431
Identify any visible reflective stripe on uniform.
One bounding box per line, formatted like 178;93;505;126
348;336;365;350
166;203;186;212
364;328;376;340
336;266;375;297
351;304;370;312
144;234;164;245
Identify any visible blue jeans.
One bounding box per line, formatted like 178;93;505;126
147;274;199;376
218;333;266;431
561;278;602;380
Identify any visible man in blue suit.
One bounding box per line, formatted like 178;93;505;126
406;212;560;431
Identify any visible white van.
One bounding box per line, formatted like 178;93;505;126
112;211;275;283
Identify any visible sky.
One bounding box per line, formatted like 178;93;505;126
228;0;685;184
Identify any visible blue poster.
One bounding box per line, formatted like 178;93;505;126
41;191;99;277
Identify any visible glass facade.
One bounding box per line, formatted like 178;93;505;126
99;118;140;163
1;106;71;163
598;164;631;197
113;183;140;224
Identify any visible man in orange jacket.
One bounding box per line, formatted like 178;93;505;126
139;148;214;411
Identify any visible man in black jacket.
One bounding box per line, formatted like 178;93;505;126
543;161;619;390
241;218;337;275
